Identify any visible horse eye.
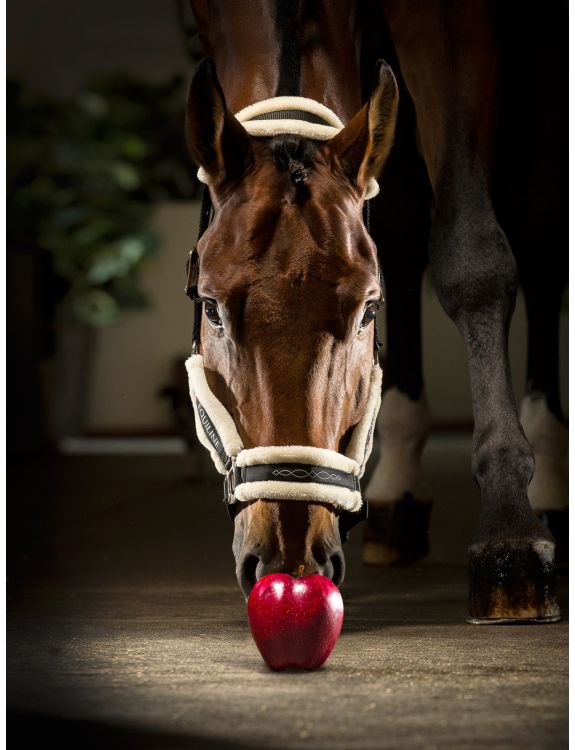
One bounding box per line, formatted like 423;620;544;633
360;301;379;331
204;300;223;329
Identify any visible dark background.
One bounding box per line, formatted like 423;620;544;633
7;0;194;97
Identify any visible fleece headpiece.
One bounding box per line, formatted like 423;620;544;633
196;96;380;200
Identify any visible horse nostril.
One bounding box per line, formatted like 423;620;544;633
311;545;345;586
311;542;328;566
312;543;345;586
239;554;259;597
329;551;345;587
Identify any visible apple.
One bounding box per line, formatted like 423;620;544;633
247;573;344;670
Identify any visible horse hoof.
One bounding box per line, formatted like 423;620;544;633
467;539;560;623
362;493;432;566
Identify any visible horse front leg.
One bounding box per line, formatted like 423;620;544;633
430;173;559;623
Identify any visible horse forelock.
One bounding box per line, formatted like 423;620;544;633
199;136;376;292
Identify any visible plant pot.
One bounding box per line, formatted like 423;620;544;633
50;308;96;442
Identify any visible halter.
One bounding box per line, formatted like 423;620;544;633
185;98;384;541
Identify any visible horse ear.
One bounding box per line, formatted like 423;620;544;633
186;58;253;189
327;60;398;192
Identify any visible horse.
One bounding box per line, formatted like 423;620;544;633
184;0;566;623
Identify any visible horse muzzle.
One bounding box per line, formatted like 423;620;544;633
233;500;346;598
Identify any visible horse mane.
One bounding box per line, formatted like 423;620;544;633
268;134;318;185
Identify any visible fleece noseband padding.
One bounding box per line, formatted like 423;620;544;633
186;355;382;513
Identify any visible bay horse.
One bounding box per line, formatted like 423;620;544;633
185;0;566;623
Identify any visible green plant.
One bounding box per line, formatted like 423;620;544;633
8;75;198;327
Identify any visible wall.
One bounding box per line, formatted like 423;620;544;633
7;0;193;97
86;202;200;431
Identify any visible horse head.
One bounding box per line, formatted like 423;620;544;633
185;59;398;597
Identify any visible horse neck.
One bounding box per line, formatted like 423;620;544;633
192;0;362;122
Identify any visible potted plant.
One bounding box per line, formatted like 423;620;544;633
7;75;199;441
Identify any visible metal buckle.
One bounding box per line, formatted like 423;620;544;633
224;457;237;504
185;247;200;299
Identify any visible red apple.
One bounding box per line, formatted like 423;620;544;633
247;573;344;670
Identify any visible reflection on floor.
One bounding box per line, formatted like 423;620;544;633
7;434;568;750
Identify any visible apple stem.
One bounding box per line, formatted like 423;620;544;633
297;564;305;577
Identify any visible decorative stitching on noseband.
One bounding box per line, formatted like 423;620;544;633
272;468;342;481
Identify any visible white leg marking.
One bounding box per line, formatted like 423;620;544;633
520;393;568;511
365;388;431;504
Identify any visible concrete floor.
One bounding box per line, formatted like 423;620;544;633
7;435;568;749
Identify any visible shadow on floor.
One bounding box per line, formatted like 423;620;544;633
7;709;264;750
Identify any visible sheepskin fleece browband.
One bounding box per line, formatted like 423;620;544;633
185;355;383;513
196;95;380;200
